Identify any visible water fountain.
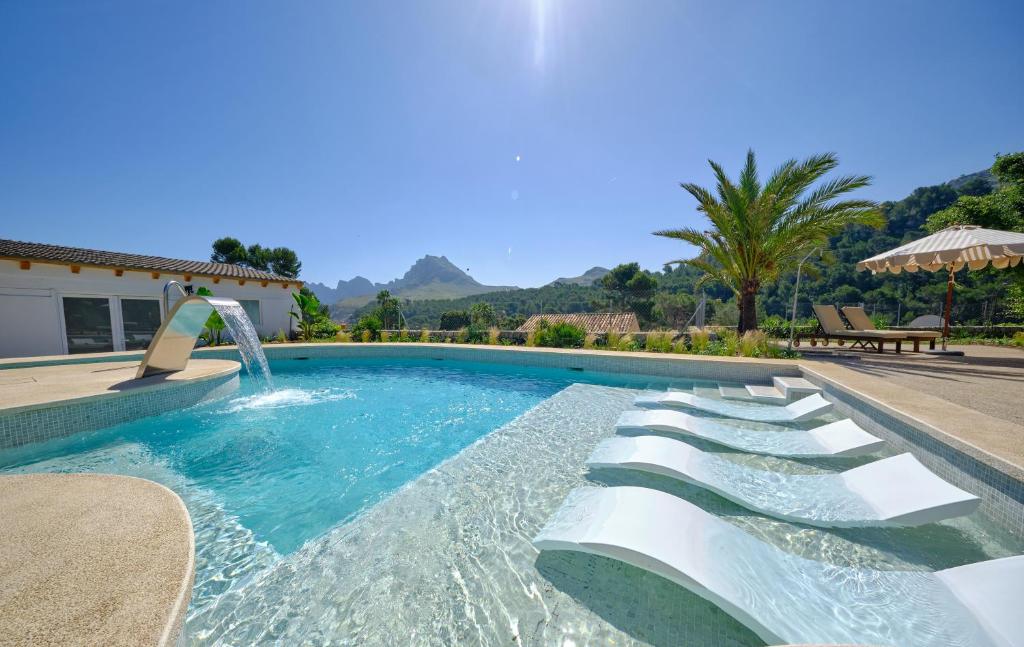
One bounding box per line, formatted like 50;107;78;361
136;283;271;383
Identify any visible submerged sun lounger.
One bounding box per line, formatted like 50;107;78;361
534;487;1022;647
588;436;980;527
617;409;883;457
843;305;941;352
634;390;832;422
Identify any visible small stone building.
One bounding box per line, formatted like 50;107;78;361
516;313;640;334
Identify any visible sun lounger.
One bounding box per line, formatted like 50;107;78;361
842;305;941;352
617;409;883;457
634;390;832;422
795;304;907;353
534;486;1022;647
588;436;980;527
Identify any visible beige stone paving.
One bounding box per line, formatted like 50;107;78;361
0;473;194;647
800;344;1024;474
0;359;238;413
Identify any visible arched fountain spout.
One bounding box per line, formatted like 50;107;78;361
136;294;270;381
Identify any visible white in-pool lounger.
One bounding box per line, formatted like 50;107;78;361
617;409;883;457
534;486;1023;647
634;390;833;422
588;436;980;527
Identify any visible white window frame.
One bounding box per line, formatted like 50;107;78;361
116;296;163;352
57;293;119;355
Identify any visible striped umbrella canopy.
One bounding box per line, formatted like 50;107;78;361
857;225;1024;274
856;225;1024;349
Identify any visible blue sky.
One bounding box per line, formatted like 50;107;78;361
1;1;1022;288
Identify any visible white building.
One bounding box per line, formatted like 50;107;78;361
0;239;301;358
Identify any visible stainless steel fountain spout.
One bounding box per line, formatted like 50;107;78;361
136;293;241;379
162;280;189;318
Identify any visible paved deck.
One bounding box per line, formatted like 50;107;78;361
804;345;1024;427
0;359;239;414
0;473;194;646
801;344;1024;475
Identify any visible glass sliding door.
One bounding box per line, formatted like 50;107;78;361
120;298;162;350
62;297;114;354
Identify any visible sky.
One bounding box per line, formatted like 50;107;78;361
1;1;1023;288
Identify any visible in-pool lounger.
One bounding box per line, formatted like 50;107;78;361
534;486;1022;647
634;390;832;422
588;436;980;527
617;409;883;457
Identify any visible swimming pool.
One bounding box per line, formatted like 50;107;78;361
2;357;1021;645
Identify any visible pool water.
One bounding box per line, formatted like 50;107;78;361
0;358;676;554
2;358;1021;646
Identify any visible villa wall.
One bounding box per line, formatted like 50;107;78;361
0;259;297;358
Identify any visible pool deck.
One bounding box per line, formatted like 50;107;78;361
0;359;239;415
0;473;194;646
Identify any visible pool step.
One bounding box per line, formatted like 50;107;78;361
719;377;822;403
772;376;821;399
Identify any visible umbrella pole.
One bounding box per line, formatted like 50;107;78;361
942;266;954;351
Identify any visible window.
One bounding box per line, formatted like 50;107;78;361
120;299;162;350
62;297;113;354
237;299;261;325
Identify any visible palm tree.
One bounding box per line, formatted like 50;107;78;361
656;150;883;333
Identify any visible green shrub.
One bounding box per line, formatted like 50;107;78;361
419;328;430;343
335;331;352;343
380;330;391;343
720;330;739;356
690;329;710;353
1012;332;1024;348
644;331;673;353
488;327;501;345
584;333;597;349
605;330;621;350
352;314;382;341
738;330;767;357
360;329;372;343
456;328;469;343
275;329;287;343
615;334;636;351
439;310;471;330
533;319;586;348
672;339;689;354
525;330;536;347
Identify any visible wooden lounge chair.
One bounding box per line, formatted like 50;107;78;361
794;305;906;353
842;306;940;352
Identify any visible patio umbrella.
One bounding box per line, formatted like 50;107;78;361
856;225;1024;350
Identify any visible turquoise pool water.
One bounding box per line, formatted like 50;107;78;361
0;358;675;554
3;358;1021;646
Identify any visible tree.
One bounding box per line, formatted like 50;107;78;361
211;237;248;265
290;290;323;341
374;290;401;329
599;263;658;324
439;310;471;330
470;302;497;326
928;152;1024;234
209;238;302;278
656;150;882;333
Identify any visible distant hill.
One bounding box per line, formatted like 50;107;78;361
319;255;518;319
307;276;376;303
547;266;609;287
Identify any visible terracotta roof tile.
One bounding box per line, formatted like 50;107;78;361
0;239;296;282
516;313;640;334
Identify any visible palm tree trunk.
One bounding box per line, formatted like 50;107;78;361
738;280;759;334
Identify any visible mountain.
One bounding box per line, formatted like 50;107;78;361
547;266;610;287
307;276;376;303
319;255;518;319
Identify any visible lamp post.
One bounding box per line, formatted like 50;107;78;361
788;248;820;351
